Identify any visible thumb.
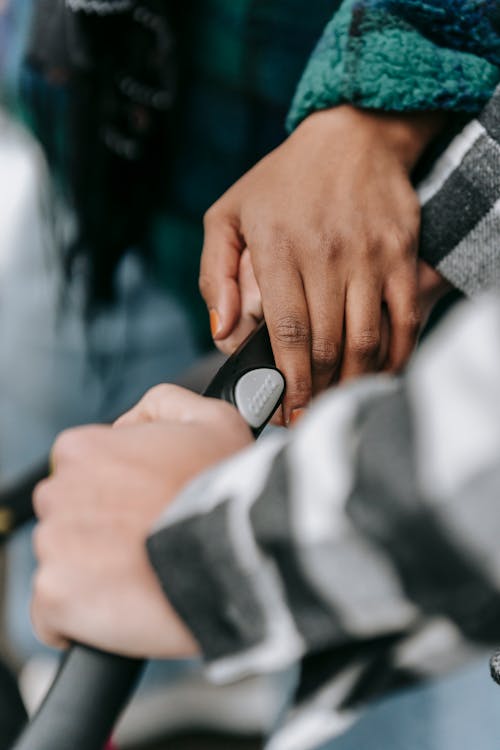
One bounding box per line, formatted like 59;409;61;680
114;384;234;427
199;205;244;342
215;247;263;354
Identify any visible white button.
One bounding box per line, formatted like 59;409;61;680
234;368;285;429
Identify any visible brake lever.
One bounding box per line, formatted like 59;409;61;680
12;322;284;750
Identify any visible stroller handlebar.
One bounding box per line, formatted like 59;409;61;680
12;647;144;750
12;322;284;750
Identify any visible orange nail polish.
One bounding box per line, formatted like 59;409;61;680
289;408;306;426
209;309;221;338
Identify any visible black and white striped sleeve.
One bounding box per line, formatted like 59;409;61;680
147;294;500;685
418;84;500;295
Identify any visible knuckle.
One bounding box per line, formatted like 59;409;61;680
400;309;422;336
33;568;64;614
349;331;380;361
202;204;221;229
270;227;295;259
51;428;82;466
33;479;53;518
198;272;213;299
288;376;312;404
311;337;340;372
273;315;311;349
267;221;286;241
385;224;417;257
399;310;422;339
318;231;343;263
138;383;179;420
52;426;106;467
146;383;176;403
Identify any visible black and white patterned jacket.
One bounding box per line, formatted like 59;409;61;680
419;84;500;294
147;87;500;750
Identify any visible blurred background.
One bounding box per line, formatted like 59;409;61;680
0;0;312;746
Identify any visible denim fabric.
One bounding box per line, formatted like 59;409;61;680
318;658;500;750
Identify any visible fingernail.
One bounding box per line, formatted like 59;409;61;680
289;408;306;426
209;309;221;338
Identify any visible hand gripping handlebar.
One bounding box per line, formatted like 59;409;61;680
12;323;284;750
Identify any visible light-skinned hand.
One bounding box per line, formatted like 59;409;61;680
31;386;253;657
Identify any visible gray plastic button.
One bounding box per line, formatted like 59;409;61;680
234;368;285;429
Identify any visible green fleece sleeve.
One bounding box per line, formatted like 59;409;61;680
287;0;500;130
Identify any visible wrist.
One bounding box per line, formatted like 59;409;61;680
376;110;449;171
299;105;447;172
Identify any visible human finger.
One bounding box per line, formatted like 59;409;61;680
339;278;382;381
255;255;312;424
303;265;345;395
384;273;421;372
115;384;244;433
214;247;263;354
199;204;245;342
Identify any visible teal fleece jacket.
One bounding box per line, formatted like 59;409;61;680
288;0;500;129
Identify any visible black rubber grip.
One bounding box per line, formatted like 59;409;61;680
204;320;280;437
11;323;282;750
12;646;143;750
